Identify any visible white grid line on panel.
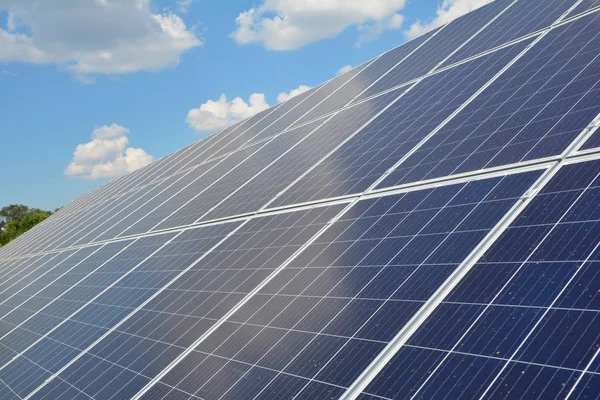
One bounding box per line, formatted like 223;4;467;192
0;246;108;327
352;1;600;108
0;231;180;394
127;140;276;236
40;186;154;253
363;35;550;196
167;106;286;177
341;3;590;396
0;242;136;369
21;222;248;400
0;252;67;301
477;232;600;395
83;161;230;245
130;201;361;399
565;346;600;399
5;149;600;264
339;161;561;400
249;174;510;400
406;158;598;395
258;42;533;214
189;82;430;227
348;0;519;105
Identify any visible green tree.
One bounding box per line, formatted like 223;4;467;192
0;204;53;247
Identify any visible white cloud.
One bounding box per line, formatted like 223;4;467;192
277;85;311;103
337;65;353;75
65;124;153;180
357;12;404;45
231;0;407;51
176;0;193;13
0;0;202;81
405;0;494;39
186;84;312;133
186;93;270;133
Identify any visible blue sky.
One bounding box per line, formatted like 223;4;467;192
0;0;489;210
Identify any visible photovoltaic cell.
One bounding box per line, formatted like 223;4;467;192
28;205;345;400
269;39;531;208
362;159;600;400
0;234;178;398
291;28;440;127
198;90;401;223
442;0;576;67
139;170;542;399
154;120;325;231
1;2;600;399
579;124;600;151
568;0;600;18
379;11;600;189
353;0;513;102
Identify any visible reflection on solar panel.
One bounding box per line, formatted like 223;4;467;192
1;1;600;399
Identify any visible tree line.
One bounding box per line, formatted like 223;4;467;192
0;204;54;247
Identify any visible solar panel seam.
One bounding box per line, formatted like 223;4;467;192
0;253;72;301
565;346;600;399
0;248;105;315
129;201;360;399
152;123;255;181
78;160;243;246
170;114;334;179
116;142;273;238
476;215;600;396
0;196;356;262
38;185;161;253
2;149;598;267
349;0;519;106
20;222;247;400
9;183;156;256
0;244;138;370
352;3;600;112
265;175;515;398
338;161;564;400
343;20;451;107
363;15;577;198
253;80;454;214
0;234;179;385
573;111;600;155
365;158;600;399
160;98;409;229
2;150;596;263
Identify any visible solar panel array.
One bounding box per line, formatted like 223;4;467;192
0;1;599;399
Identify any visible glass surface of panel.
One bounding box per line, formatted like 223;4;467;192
379;12;600;189
141;170;541;400
29;205;345;400
363;159;600;400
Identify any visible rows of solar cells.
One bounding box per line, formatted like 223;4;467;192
0;1;599;399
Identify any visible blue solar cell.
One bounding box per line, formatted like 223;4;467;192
442;0;577;66
292;28;440;128
27;205;344;400
569;0;600;18
269;39;531;208
379;12;600;189
198;91;401;223
362;159;600;400
140;170;541;399
354;0;513;101
154;119;326;230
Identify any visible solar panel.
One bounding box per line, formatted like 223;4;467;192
0;1;599;399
